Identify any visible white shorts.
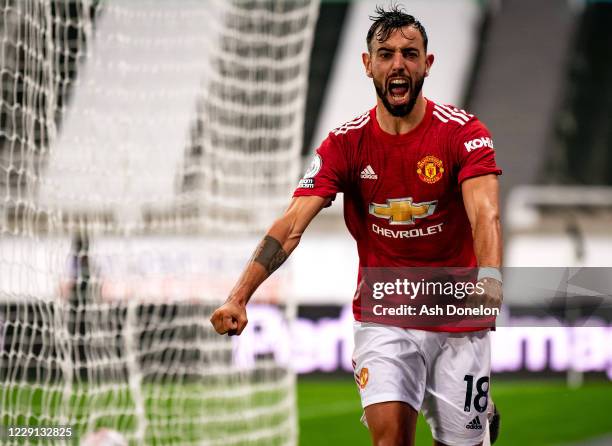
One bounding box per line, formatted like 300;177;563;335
352;322;491;446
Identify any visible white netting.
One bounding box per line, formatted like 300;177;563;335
0;0;319;444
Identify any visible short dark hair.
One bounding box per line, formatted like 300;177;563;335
366;4;428;53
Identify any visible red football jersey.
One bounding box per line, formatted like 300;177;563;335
294;99;502;331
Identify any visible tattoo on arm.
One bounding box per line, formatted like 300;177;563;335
251;235;288;274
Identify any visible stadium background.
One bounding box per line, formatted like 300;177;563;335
1;0;611;445
299;2;612;444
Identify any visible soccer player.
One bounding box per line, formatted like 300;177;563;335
211;5;502;446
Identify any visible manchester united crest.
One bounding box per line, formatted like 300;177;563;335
358;367;369;390
417;155;444;184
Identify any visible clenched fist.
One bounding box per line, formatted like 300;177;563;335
466;278;503;309
210;301;248;336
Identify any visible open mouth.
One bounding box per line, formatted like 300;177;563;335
387;78;410;101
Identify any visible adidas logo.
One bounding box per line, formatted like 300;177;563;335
465;416;482;430
360;165;378;180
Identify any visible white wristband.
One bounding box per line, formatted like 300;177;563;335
478;267;502;283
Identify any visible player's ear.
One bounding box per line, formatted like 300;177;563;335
424;53;434;77
362;52;373;78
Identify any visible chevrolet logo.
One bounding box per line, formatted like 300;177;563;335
369;197;437;225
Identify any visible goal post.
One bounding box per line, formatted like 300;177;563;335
0;1;320;444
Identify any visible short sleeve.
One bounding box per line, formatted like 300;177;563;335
293;134;347;201
454;118;502;184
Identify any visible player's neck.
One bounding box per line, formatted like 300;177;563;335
375;96;427;136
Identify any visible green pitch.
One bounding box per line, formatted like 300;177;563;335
2;377;611;444
298;377;612;446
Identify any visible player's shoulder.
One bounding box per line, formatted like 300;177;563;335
430;99;482;130
430;100;495;154
329;110;372;138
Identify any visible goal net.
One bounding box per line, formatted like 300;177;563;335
0;0;319;444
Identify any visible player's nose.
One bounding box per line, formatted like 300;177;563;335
391;52;404;70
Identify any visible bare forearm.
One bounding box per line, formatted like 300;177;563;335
209;228;293;336
227;239;286;306
461;175;502;269
472;211;502;268
461;175;503;310
227;218;303;306
211;197;325;335
223;196;325;309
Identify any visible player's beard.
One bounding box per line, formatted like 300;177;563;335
374;74;425;118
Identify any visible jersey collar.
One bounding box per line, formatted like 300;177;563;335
369;98;433;145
